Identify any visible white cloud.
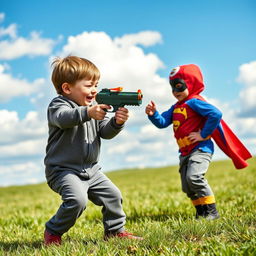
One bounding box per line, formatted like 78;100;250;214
237;61;256;116
0;23;17;39
0;64;45;102
60;32;164;83
114;31;162;47
59;31;172;109
0;14;58;59
0;109;47;186
0;139;46;159
239;86;256;115
0;31;56;60
0;13;5;23
235;117;256;138
237;61;256;86
0;110;47;145
0;161;44;187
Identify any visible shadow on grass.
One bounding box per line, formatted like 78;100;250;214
127;211;190;222
89;211;190;224
0;238;100;252
0;240;43;251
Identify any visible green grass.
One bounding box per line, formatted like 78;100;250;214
0;157;255;255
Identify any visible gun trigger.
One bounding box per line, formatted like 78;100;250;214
106;106;114;112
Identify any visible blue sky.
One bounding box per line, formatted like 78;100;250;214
0;0;255;186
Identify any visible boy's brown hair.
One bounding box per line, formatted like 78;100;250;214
51;56;100;94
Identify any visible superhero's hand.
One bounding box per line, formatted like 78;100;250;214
145;101;156;116
188;130;204;143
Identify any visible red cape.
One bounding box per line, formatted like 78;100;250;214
193;95;252;169
170;64;252;169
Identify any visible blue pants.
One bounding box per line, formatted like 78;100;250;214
45;169;126;236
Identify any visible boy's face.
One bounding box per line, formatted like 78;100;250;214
63;78;98;106
172;85;189;102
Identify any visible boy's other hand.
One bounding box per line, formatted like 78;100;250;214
188;131;204;143
145;101;156;116
88;104;111;120
115;107;129;125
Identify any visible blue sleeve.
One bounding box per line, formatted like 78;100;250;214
148;106;174;128
186;98;222;138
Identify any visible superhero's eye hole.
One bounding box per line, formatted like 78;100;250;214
175;83;183;88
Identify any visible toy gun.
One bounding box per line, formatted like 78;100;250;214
96;87;143;112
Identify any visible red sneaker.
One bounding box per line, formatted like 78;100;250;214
104;230;143;240
44;230;62;246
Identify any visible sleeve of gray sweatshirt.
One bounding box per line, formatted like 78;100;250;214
48;96;124;138
99;116;124;139
48;97;90;129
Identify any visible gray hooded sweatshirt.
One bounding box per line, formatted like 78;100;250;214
44;95;123;182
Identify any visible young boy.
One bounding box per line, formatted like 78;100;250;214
44;56;143;245
145;64;251;220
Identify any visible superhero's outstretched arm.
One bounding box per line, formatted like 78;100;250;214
148;106;174;129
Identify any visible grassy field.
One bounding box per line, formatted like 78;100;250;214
0;157;255;256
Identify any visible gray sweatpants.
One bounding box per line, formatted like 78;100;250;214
179;150;213;201
45;169;126;236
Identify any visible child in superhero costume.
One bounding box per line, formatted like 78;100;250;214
145;64;252;219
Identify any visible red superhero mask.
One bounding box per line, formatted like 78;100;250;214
169;64;204;98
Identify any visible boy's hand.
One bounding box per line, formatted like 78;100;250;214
145;101;156;116
87;104;111;120
115;107;129;125
188;130;204;143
